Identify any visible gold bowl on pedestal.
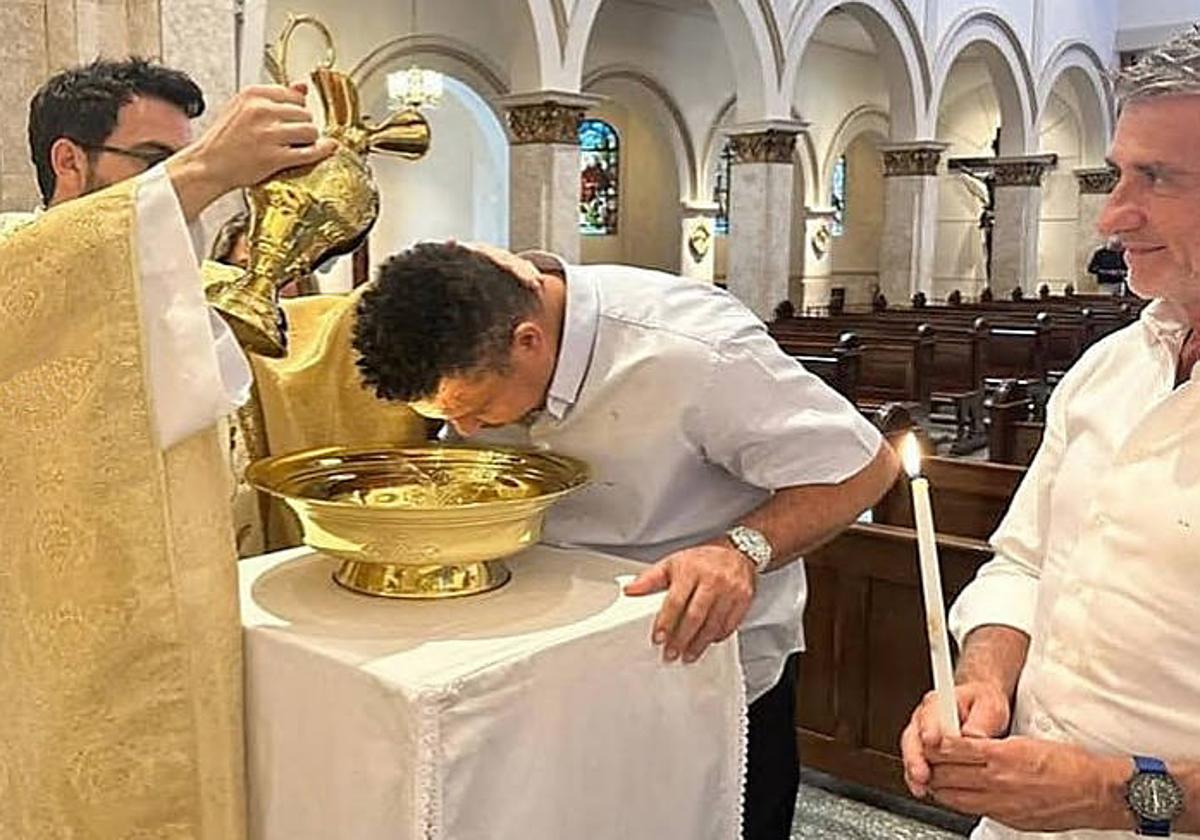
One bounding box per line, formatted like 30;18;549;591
246;444;590;599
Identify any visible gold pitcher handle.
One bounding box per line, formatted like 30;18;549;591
265;14;337;85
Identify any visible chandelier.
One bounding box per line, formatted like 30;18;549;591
388;66;443;109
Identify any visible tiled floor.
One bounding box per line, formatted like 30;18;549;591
792;782;970;839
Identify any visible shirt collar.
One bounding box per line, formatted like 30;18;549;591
520;250;599;420
1140;298;1193;345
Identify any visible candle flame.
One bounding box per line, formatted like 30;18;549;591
901;432;922;478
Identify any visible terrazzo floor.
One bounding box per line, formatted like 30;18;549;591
791;782;969;839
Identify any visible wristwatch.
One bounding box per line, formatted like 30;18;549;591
1126;755;1185;836
726;525;773;573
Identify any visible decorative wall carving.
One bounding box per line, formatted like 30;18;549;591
506;103;586;145
1075;167;1118;194
881;146;944;177
728;130;798;164
993;157;1056;187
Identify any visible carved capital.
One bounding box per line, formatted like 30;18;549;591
506;102;586;145
880;144;945;177
728;130;798;164
1075;166;1118;194
993;155;1057;187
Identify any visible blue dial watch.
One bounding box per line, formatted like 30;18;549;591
1126;756;1185;836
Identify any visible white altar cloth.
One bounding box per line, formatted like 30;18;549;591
240;545;747;840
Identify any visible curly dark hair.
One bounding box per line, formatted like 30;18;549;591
28;58;205;203
353;242;541;402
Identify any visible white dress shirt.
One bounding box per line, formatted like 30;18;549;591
468;254;883;702
134;166;251;449
949;300;1200;840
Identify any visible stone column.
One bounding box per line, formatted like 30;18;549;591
725;121;802;321
679;201;718;282
878;141;947;302
500;92;599;262
799;208;836;313
1073;167;1117;291
992;155;1056;295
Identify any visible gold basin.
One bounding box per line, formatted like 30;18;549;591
246;444;590;599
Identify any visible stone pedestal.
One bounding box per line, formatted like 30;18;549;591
679;202;719;282
1074;167;1117;291
879;142;946;301
992;156;1055;294
725;122;802;320
501;92;599;262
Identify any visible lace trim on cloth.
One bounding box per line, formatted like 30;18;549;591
415;686;450;840
733;661;750;840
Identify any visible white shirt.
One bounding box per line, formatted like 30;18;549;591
470;255;883;702
134;166;250;448
949;300;1200;840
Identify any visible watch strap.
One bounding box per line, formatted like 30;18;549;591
1133;756;1173;837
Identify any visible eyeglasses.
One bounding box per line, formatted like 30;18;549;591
76;142;177;170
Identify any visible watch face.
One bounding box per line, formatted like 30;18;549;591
1128;773;1186;821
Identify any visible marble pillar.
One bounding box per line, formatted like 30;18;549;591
725;123;801;321
991;156;1056;295
879;142;946;302
1074;167;1118;291
679;202;718;282
501;92;599;262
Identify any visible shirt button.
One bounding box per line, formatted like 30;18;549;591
1094;512;1109;526
1035;715;1053;733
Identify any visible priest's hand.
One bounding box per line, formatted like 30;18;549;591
901;680;1011;798
167;83;337;220
623;541;756;664
923;736;1128;832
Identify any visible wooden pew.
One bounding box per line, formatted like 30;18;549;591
771;320;934;416
796;457;1026;796
985;379;1046;466
776;332;862;403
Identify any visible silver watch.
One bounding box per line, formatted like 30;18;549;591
726;525;773;573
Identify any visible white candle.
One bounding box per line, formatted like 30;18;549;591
901;434;961;736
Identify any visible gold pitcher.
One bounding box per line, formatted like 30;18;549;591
205;14;431;357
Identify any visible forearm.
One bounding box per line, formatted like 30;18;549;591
736;442;900;570
956;625;1029;702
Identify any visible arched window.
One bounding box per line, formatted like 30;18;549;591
830;154;848;236
713;140;734;235
579;119;620;235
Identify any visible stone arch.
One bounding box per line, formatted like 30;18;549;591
519;0;567;90
563;0;784;118
351;34;511;113
931;11;1036;154
782;0;928;140
1037;40;1113;165
819;105;890;200
583;64;698;200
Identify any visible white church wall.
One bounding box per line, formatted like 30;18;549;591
1118;0;1200;49
1037;84;1085;292
935;1;1033;56
828;133;886;309
1041;0;1118;67
579;94;681;273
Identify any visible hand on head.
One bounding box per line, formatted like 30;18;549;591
454;241;544;291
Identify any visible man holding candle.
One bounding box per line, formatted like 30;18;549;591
900;27;1200;839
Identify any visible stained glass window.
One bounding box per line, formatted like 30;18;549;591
713;140;734;235
579;119;620;236
831;154;847;236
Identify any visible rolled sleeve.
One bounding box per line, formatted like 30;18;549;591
135;165;250;449
694;330;883;489
948;379;1072;647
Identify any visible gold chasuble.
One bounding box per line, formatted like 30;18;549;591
0;184;245;839
235;289;427;550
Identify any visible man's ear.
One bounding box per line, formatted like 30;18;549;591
48;137;88;202
511;321;544;354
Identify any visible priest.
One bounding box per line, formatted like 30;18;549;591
0;59;334;839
